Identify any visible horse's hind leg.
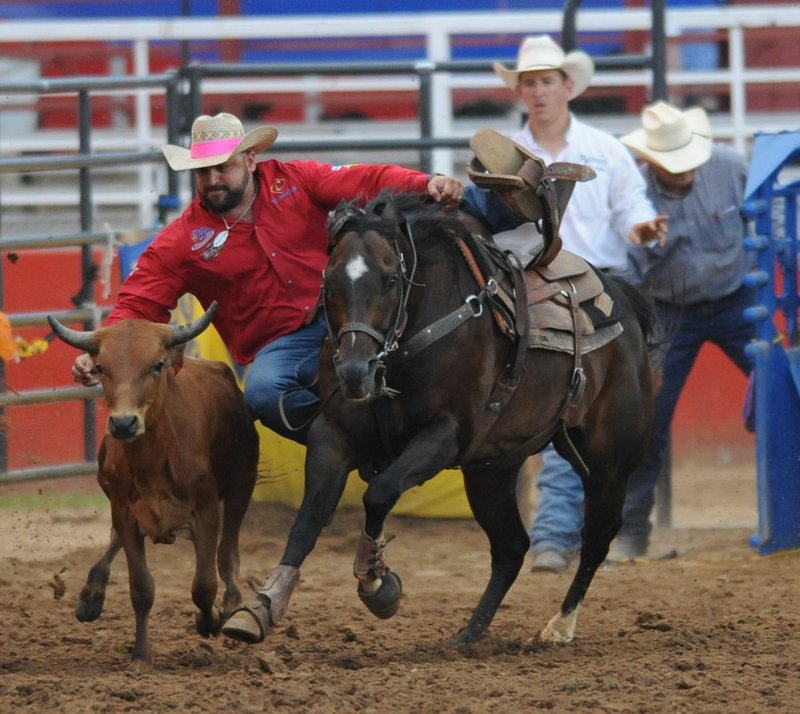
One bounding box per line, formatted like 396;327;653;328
75;527;122;622
540;451;628;644
453;462;530;644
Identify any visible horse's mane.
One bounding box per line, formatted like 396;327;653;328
327;190;471;259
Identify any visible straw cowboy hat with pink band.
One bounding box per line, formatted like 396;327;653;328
162;112;279;171
493;34;595;100
621;101;713;174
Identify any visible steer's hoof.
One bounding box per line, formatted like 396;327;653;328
75;590;105;623
196;606;222;638
221;597;271;644
358;570;403;619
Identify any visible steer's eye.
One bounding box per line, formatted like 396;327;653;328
152;360;165;376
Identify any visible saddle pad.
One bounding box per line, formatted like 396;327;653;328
528;321;623;354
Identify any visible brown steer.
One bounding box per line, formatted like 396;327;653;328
48;303;258;671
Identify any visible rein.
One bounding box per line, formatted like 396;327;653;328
277;377;340;434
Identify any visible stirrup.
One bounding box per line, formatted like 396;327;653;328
467;128;596;267
467;128;546;221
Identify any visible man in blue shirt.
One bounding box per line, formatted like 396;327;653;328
611;101;755;560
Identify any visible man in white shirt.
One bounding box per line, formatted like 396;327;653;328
493;34;667;572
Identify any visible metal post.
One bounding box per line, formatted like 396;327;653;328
561;0;582;51
165;78;181;200
77;90;97;464
416;61;434;175
650;0;667;101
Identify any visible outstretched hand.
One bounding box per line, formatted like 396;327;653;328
629;214;669;247
427;174;465;207
72;352;99;387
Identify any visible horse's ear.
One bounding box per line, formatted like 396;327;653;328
328;200;352;240
380;196;399;223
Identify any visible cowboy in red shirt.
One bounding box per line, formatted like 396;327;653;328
71;112;475;442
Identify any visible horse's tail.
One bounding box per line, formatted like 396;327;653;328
609;276;667;376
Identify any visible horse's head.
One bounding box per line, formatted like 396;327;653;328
323;196;413;401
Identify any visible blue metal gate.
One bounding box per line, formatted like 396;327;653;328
742;130;800;555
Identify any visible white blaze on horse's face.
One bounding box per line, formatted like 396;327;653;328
345;254;369;283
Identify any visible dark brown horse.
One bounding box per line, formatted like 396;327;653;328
223;192;657;646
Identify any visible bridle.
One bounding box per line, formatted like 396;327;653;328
322;208;419;385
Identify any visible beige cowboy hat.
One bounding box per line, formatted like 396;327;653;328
620;101;712;173
493;35;594;99
162;112;279;171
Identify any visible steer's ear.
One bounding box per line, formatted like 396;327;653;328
166;342;186;373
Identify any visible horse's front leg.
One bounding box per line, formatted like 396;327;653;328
222;418;352;644
451;461;529;644
355;418;460;619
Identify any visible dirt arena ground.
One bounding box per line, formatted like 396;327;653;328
2;445;798;713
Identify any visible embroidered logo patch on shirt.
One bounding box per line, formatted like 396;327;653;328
331;164;358;171
200;242;224;261
271;186;298;204
271;179;285;192
577;154;610;173
190;226;215;251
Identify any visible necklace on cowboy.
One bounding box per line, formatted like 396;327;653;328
213;190;257;249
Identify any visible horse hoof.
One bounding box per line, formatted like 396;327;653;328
196;606;222;638
447;627;479;647
221;598;271;644
358;570;403;619
129;657;153;673
75;591;104;623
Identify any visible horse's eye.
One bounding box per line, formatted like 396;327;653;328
386;274;399;290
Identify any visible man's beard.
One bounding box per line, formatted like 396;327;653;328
201;173;250;214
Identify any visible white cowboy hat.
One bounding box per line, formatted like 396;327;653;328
620;101;712;173
162;112;279;171
493;35;594;100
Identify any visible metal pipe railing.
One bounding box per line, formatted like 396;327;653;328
1;19;667;484
0;72;180;484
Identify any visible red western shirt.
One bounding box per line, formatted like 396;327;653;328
109;160;429;364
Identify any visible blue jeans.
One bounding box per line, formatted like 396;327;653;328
244;313;327;444
619;285;754;543
529;443;584;555
462;185;522;233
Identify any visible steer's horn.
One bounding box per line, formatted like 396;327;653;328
47;316;98;353
165;301;218;348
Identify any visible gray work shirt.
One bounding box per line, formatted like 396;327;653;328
625;143;751;305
